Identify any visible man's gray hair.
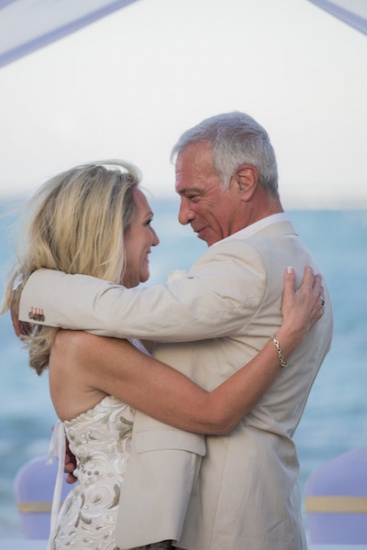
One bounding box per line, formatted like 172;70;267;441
171;112;279;197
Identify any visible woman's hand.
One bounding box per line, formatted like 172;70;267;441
279;265;325;346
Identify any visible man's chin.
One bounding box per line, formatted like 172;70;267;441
196;227;210;244
198;234;215;247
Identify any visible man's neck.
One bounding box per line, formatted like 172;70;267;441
244;196;283;227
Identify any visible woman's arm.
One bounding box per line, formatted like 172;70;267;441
51;266;323;435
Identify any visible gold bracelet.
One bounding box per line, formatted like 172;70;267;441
272;337;288;368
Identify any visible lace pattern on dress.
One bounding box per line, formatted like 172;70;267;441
47;396;135;549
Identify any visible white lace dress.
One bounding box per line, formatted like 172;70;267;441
47;342;172;550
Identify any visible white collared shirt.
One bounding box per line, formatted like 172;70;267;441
212;213;290;246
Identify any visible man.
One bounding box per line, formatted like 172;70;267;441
19;112;333;549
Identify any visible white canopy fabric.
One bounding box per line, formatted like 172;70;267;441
0;0;139;68
0;0;365;70
307;0;367;35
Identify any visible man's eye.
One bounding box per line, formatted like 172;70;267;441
187;195;199;202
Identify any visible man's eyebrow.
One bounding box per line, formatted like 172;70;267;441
177;187;202;196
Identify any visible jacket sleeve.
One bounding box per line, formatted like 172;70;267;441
19;240;266;342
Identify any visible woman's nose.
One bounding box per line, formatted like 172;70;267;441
151;227;159;246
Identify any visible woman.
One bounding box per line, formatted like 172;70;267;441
2;160;323;549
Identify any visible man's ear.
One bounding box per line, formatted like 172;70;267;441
231;164;258;200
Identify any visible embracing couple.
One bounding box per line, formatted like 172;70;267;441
4;111;333;550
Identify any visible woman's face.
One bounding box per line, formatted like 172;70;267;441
123;188;159;288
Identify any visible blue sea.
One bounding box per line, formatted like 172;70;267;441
1;198;367;539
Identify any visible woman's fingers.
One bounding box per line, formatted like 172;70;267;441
282;265;325;333
282;266;296;306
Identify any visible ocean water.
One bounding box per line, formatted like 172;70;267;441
0;198;367;539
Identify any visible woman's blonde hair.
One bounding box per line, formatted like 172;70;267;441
2;160;141;375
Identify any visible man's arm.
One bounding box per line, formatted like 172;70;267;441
19;240;266;342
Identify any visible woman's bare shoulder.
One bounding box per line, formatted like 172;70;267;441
50;331;100;371
52;331;133;365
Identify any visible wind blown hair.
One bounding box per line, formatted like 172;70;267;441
171;111;279;197
1;160;141;374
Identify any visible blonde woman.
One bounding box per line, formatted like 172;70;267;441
2;161;323;549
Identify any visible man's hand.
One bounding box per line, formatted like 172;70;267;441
64;437;78;484
10;298;32;337
11;275;33;337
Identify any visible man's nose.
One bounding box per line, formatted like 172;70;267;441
178;199;195;226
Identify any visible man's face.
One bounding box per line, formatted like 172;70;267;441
175;141;243;246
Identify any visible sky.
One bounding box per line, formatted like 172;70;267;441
0;0;366;208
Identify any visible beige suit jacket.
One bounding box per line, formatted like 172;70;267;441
19;219;333;550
